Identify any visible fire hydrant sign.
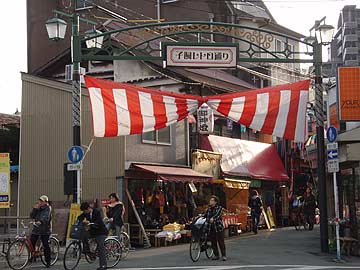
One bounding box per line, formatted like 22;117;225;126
0;153;10;208
164;43;238;68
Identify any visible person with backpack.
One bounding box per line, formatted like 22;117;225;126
30;195;52;268
78;202;108;270
248;190;263;234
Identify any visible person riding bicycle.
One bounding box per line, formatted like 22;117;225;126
30;195;52;268
303;188;316;230
104;193;124;237
78;202;108;270
204;195;227;261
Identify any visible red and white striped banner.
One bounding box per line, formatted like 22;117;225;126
85;76;201;137
205;80;310;142
85;76;310;142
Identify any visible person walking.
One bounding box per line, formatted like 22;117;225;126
30;195;52;268
248;190;262;234
204;195;227;261
303;188;316;230
78;202;108;270
104;193;125;237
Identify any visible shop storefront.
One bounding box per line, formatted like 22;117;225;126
200;135;290;227
125;163;212;246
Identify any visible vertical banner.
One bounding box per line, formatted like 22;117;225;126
0;153;10;209
338;67;360;121
197;104;214;134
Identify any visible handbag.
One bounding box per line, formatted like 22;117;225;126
70;220;84;239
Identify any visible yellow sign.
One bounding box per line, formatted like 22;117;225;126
66;203;82;240
267;207;276;228
0;153;10;208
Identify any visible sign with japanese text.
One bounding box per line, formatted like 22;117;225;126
0;153;10;208
338;67;360;121
197;104;214;134
164;43;238;67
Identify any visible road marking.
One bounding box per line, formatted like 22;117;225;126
115;265;360;270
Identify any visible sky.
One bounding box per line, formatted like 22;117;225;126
0;0;358;114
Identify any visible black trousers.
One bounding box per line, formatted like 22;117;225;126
30;234;51;264
210;229;226;257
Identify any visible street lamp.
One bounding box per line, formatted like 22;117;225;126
315;24;335;45
45;17;67;41
85;29;104;49
306;17;334;254
46;11;98;204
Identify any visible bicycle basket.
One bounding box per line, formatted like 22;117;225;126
70;221;84;239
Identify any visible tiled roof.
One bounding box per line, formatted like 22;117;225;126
0;113;20;126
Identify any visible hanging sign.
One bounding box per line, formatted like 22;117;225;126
0;153;10;208
338;67;360;121
197;104;214;134
163;43;238;68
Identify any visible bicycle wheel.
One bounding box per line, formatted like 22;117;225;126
63;241;82;270
85;239;97;264
6;240;30;270
40;237;60;266
303;220;309;230
189;238;201;262
205;242;214;259
105;238;122;268
294;215;301;231
119;232;130;259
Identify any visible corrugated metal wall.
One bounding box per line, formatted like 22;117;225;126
20;74;125;215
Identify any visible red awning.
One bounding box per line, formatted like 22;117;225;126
127;164;212;183
205;135;289;181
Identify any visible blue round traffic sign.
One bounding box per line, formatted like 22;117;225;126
326;126;337;143
67;146;84;163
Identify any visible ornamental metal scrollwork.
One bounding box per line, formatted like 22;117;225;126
136;24;274;49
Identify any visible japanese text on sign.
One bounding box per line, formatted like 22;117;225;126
197;104;214;134
166;45;237;67
0;153;10;209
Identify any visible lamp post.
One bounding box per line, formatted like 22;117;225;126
46;11;101;204
306;17;334;253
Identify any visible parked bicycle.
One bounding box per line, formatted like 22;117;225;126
189;216;213;262
6;221;60;270
106;226;130;259
63;223;122;270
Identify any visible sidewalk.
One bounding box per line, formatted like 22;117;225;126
1;226;360;269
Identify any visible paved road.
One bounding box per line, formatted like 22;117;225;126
2;226;360;269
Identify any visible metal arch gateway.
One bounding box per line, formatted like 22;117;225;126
81;21;318;64
77;20;328;254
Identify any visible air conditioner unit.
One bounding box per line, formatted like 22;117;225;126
65;64;86;83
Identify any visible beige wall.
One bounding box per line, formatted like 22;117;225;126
20;74;125;215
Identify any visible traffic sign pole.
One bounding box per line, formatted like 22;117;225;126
326;126;341;261
333;171;341;261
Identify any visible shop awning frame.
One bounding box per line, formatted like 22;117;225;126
126;163;213;183
213;178;251;189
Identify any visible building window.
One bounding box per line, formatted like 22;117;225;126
142;126;171;145
275;39;284;58
75;0;93;10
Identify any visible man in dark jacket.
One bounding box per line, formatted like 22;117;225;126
30;195;51;268
248;190;263;234
303;188;317;230
78;202;108;270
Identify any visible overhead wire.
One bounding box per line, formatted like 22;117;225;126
87;0;312;85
